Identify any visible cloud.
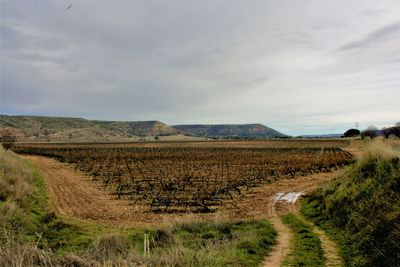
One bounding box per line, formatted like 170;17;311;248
1;0;399;135
339;22;400;51
358;9;387;18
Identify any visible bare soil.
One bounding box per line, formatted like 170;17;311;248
21;154;346;228
21;155;206;228
22;154;346;266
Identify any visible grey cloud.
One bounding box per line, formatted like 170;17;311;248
339;22;400;51
358;9;387;18
1;0;400;135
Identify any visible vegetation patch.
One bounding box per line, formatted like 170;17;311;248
169;219;277;266
301;141;400;267
281;213;325;267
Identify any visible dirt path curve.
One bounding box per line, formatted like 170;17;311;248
259;170;343;267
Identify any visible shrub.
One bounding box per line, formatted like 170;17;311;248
0;131;16;150
88;233;130;260
361;125;378;139
382;126;400;138
344;128;360;137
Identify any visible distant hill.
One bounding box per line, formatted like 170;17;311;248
93;120;178;137
0;115;287;141
173;124;287;138
0;115;177;142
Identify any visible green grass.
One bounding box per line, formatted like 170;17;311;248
281;213;325;267
170;220;277;266
301;142;400;267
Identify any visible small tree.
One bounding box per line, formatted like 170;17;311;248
382;125;400;138
0;131;16;150
361;125;378;139
344;128;360;137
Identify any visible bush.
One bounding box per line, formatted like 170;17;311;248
382;126;400;138
344;128;360;137
0;132;16;150
88;233;130;260
361;126;378;139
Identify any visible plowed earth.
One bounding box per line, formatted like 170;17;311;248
22;154;344;227
22;154;347;267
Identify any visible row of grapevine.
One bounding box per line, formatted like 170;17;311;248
12;144;354;212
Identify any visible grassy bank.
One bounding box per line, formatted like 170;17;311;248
281;213;324;267
301;139;400;267
0;146;277;266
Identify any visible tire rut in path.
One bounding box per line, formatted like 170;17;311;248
262;205;293;267
312;225;343;267
261;170;343;267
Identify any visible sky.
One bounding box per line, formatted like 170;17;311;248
1;0;399;136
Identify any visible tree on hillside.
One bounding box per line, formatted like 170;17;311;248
361;125;378;139
0;131;16;150
344;128;360;137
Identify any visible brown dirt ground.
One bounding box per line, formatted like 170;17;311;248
21;153;350;266
21;155;215;228
22;154;346;227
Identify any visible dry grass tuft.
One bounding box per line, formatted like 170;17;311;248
0;230;54;267
0;146;35;205
361;137;400;160
87;233;130;261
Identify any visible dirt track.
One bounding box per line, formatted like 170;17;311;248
257;170;343;267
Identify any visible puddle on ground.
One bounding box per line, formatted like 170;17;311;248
274;192;302;204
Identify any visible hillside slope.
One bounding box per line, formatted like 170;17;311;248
94;120;178;137
301;140;400;267
173;124;286;138
0;115;176;142
1;115;287;141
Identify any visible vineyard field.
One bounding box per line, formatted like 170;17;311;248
13;140;354;212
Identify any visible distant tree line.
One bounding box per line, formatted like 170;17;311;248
382;123;400;138
344;122;400;139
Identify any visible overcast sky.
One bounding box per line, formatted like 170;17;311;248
1;0;399;135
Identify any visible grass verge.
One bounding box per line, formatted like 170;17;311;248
281;213;325;267
301;139;400;267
